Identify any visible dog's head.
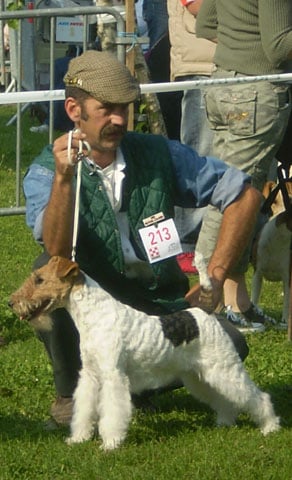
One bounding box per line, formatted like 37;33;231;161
8;256;82;323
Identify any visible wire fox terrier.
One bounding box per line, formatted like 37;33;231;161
9;256;280;450
251;180;292;324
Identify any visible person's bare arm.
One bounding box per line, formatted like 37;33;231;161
186;0;203;17
42;131;85;257
185;184;262;310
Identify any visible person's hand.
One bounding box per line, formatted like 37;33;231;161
185;278;223;313
53;129;87;178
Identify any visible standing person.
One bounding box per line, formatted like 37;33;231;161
167;0;216;272
142;0;169;50
30;45;78;133
143;0;183;139
23;50;261;424
195;0;292;330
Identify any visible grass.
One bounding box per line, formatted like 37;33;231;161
0;105;292;479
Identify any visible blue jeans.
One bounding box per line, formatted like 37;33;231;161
142;0;168;48
175;75;214;250
179;75;214;156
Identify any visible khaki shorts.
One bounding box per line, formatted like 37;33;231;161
196;69;291;273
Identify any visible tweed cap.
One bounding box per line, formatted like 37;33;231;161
63;50;140;104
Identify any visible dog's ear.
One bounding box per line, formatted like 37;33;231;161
50;256;80;279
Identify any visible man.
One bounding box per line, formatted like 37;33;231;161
23;50;261;424
195;0;292;330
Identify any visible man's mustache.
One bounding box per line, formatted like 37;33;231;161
101;125;127;137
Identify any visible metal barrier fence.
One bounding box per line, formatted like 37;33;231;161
0;5;126;216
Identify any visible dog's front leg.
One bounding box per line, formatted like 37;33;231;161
66;366;100;445
98;369;132;451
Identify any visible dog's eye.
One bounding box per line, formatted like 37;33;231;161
35;275;44;285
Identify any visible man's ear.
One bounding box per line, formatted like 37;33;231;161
65;97;81;122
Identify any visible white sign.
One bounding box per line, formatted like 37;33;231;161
139;218;182;264
56;17;84;43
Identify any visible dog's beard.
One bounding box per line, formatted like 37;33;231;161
11;298;58;331
16;298;53;320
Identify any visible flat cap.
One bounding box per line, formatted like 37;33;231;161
64;50;140;104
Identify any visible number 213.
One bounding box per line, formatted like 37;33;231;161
148;227;171;245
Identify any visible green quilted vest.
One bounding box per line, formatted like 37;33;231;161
32;132;190;311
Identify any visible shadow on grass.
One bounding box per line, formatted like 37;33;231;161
0;412;68;441
0;382;290;444
131;381;292;442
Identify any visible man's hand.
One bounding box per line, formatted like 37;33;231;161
185;278;223;313
53;130;87;178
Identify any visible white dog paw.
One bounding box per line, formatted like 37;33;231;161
261;417;281;436
65;434;91;445
100;438;123;451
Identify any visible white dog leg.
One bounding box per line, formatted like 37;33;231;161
98;370;132;450
181;373;237;427
66;368;100;444
200;359;280;435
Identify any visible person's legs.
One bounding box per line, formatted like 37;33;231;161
198;75;291;327
175;76;213;261
180;76;214;156
33;252;81;423
142;0;168;49
38;309;81;397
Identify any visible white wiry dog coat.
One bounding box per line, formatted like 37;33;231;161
9;256;280;450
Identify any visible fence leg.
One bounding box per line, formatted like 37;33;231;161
6;102;31;126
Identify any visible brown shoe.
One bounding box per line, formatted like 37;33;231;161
50;396;73;425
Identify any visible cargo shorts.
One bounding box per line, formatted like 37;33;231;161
196;68;292;273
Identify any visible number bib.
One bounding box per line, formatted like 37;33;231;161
139;218;182;263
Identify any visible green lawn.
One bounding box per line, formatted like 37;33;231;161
0;105;291;480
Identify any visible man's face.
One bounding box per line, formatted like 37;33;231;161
79;98;129;152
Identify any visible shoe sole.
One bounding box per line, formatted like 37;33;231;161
237;325;266;333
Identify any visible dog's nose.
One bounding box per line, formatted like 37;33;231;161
8;300;13;309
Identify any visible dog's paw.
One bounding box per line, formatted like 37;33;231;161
260;417;281;436
100;437;123;451
65;434;91;445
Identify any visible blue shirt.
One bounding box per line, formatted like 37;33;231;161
23;138;250;242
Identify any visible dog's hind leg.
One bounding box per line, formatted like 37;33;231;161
98;369;132;450
181;373;238;427
66;367;100;444
199;355;280;435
